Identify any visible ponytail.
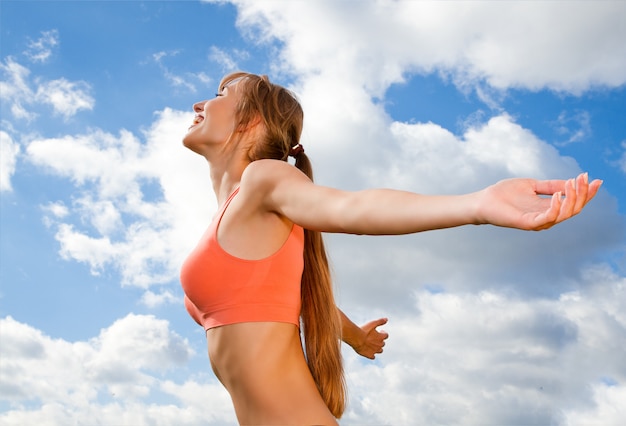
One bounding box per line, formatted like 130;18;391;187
295;152;347;418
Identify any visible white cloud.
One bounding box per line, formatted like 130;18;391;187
0;58;33;120
25;109;213;288
0;131;20;192
41;201;70;228
0;57;94;120
35;78;94;119
0;314;239;426
24;29;59;63
140;289;179;308
381;114;572;191
26;129;144;197
91;314;194;373
41;201;69;219
74;196;123;235
340;264;626;424
55;223;117;276
0;314;194;404
562;383;626;425
221;0;626;96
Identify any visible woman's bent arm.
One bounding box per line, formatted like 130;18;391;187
339;308;388;360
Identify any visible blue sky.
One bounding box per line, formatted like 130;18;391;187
1;1;625;424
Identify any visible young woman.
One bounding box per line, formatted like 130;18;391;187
180;72;601;425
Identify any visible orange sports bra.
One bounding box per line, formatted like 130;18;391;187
180;187;304;330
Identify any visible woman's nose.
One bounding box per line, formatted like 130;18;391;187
193;101;206;112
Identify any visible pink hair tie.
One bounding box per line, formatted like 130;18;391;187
289;143;304;157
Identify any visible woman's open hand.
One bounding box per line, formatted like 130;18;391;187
477;173;602;231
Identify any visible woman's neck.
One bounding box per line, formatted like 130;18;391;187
206;152;249;207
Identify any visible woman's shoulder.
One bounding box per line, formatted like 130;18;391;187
241;159;307;191
239;159;312;214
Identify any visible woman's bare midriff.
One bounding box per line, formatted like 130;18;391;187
206;321;339;425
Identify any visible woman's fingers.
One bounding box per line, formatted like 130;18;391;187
556;178;577;223
536;173;602;229
572;173;590;214
559;173;603;222
539;191;562;229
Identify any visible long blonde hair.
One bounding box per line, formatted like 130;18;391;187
219;72;347;417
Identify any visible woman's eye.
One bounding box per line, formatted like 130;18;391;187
215;93;223;97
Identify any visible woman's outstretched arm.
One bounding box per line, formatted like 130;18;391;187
339;308;388;360
243;160;602;235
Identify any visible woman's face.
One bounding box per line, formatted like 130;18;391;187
182;82;240;154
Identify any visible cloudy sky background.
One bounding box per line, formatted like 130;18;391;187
1;1;625;424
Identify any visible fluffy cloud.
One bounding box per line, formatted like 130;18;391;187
222;0;626;95
0;314;237;425
0;57;94;121
341;264;626;425
0;314;195;401
28;109;213;288
35;78;94;119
